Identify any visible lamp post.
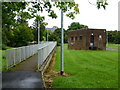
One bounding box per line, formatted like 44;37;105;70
38;21;40;44
46;19;49;42
60;10;64;75
36;0;40;44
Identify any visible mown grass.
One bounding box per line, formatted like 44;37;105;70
2;50;6;71
53;44;118;88
0;46;13;72
106;43;119;49
0;50;6;72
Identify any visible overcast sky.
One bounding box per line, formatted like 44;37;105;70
29;0;119;31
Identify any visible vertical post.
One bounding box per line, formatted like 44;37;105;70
38;50;39;70
37;0;40;44
47;29;48;41
60;10;64;75
107;31;108;44
38;21;40;44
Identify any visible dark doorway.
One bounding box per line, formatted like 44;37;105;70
89;35;94;50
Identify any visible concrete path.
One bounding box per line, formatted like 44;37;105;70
13;54;38;71
2;54;44;89
106;48;120;51
2;71;43;88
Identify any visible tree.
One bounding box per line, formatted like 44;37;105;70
107;30;120;44
13;23;34;47
68;22;88;30
48;28;68;45
2;2;32;47
32;16;46;42
2;0;108;47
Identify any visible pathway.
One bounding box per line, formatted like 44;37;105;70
106;48;120;51
2;54;44;89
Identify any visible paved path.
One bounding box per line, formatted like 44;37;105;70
13;54;38;71
2;71;43;88
106;48;120;51
2;54;44;89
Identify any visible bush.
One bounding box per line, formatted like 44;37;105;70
2;44;7;50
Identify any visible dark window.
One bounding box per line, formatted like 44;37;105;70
71;37;74;40
80;36;82;40
75;36;77;40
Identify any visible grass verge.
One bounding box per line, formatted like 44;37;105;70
106;43;119;49
53;44;118;88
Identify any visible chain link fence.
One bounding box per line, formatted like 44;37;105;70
38;42;57;70
6;42;49;70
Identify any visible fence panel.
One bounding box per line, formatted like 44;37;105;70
37;42;57;70
6;42;50;69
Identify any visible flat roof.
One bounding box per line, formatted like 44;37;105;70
68;28;106;32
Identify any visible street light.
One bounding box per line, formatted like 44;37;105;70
46;19;49;42
36;0;40;44
60;10;64;75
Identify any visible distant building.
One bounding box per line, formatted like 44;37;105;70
68;29;106;50
46;28;56;32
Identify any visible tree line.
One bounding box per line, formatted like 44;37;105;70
107;30;120;44
2;1;108;49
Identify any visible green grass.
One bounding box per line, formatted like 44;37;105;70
0;50;6;72
53;44;118;88
106;43;119;49
0;46;14;72
1;50;6;72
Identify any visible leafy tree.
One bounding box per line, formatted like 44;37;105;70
32;16;46;42
107;30;120;44
2;0;108;47
2;2;31;46
68;22;88;30
48;28;68;45
13;23;34;47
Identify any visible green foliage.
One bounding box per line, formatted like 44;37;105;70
1;44;7;50
32;16;46;42
2;2;27;28
107;31;120;44
106;44;119;49
13;23;34;47
53;44;118;88
48;28;61;46
68;22;88;30
2;1;108;47
48;28;68;45
97;0;108;9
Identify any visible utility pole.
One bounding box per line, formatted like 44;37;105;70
47;29;48;41
37;0;40;44
60;10;64;75
38;21;40;44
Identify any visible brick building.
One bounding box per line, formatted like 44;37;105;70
68;29;106;50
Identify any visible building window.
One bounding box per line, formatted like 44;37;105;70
75;36;77;40
71;37;74;40
80;36;82;40
99;35;102;39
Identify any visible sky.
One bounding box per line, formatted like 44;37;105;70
28;0;119;31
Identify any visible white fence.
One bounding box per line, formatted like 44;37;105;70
6;42;50;70
38;42;57;70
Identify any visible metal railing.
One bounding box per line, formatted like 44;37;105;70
37;42;57;70
6;42;49;70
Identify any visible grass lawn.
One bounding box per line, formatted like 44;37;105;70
106;43;119;49
53;44;118;88
0;50;7;72
0;46;13;72
2;50;6;71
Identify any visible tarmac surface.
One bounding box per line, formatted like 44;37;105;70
2;71;43;88
2;54;44;89
106;48;120;51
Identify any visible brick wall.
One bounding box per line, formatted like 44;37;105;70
68;29;106;50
